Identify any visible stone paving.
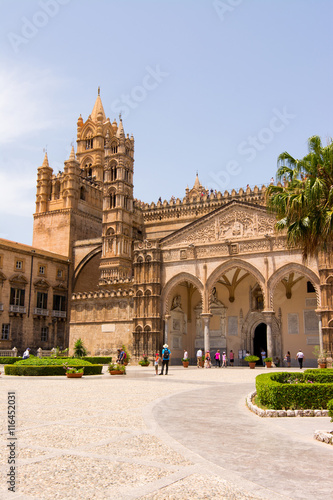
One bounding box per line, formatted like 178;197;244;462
0;365;332;499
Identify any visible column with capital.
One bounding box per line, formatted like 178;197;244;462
262;311;275;358
315;310;324;353
201;313;212;354
164;315;170;345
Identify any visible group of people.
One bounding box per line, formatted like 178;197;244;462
196;349;234;368
116;348;127;364
284;349;305;369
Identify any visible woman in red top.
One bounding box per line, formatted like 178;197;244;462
229;350;234;366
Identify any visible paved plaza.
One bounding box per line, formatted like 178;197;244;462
0;365;332;500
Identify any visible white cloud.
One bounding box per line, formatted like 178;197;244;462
0;161;36;216
0;63;71;144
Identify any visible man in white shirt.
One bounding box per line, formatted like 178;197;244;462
296;350;305;369
23;348;30;359
196;348;203;368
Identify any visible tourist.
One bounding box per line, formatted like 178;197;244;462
154;352;159;375
160;344;171;375
285;351;291;367
229;349;234;366
22;348;30;359
116;349;121;363
261;348;266;366
214;350;221;367
222;351;227;367
196;348;203;368
204;351;211;368
296;349;305;369
183;349;188;360
119;348;126;364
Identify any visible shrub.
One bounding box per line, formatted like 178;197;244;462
0;357;23;364
5;364;103;376
139;355;150;366
245;355;260;362
256;372;333;410
108;362;126;374
82;356;112;364
73;338;87;358
14;356;93;366
328;399;333;422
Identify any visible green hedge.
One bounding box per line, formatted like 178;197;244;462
256;372;333;410
0;357;23;364
4;364;103;376
14;357;93;366
82;356;112;364
328;399;333;422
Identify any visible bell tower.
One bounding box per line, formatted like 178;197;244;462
99;115;135;283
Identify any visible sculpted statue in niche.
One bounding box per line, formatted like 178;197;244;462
171;295;182;310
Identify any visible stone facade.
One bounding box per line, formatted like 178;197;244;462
0;239;69;354
3;91;333;363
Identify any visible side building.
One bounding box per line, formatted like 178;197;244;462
0;239;69;354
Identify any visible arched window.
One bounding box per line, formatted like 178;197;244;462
80;186;85;201
85;138;93;150
110;191;116;208
111;142;118;154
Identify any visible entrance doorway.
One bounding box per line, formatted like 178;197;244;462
253;323;267;365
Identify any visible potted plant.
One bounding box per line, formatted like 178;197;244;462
182;357;190;368
263;357;273;368
313;346;328;369
244;355;260;369
138;355;150;367
108;362;126;375
63;364;84;378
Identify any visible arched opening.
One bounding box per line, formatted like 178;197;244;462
253;323;267;364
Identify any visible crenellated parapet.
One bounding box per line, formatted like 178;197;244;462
72;285;134;301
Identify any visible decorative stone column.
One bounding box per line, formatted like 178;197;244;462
201;313;212;354
315;310;324;353
164;315;170;345
262;311;275;358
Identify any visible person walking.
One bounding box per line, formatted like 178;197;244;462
285;351;291;367
160;344;171;375
205;351;211;368
196;348;203;368
154;352;159;375
214;350;221;367
296;349;305;369
229;349;234;366
222;351;227;367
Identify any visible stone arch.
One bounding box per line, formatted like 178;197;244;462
207;259;266;311
268;263;320;309
241;310;281;359
73;245;102;286
161;272;204;315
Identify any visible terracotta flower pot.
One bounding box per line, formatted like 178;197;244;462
66;372;83;378
249;362;256;369
182;361;189;368
265;361;272;368
109;370;125;375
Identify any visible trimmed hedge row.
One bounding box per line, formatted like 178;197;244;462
15;357;93;366
0;357;23;364
256;372;333;410
82;356;112;364
4;364;103;376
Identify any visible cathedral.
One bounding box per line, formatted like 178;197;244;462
1;91;332;365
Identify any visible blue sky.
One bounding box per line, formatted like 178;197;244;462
0;0;332;245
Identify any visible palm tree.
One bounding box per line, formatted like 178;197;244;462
266;136;333;259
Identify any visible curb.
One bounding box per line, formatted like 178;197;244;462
246;391;330;417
